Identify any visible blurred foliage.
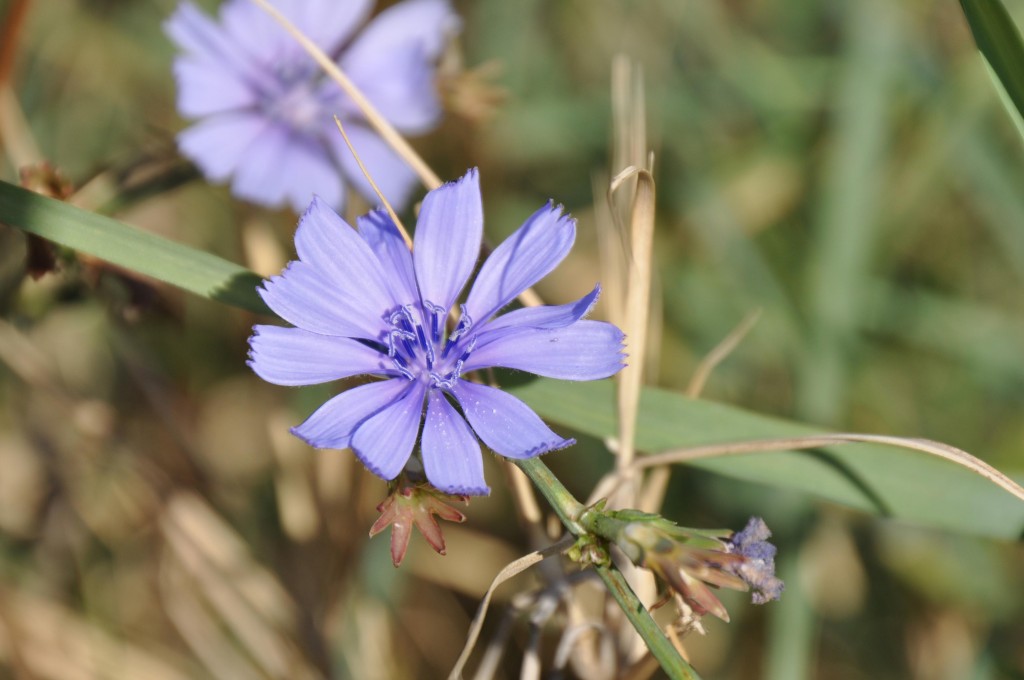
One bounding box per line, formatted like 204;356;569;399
0;0;1023;678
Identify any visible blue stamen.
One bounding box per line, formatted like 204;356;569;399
386;329;416;357
391;354;415;380
424;301;445;343
423;330;435;369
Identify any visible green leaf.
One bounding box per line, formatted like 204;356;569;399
508;378;1024;540
0;180;269;315
960;0;1024;137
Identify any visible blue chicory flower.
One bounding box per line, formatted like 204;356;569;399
248;169;626;495
165;0;458;212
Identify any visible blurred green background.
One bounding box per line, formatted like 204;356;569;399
0;0;1022;678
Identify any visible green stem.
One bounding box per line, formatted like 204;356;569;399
596;565;702;680
513;457;585;533
514;458;699;680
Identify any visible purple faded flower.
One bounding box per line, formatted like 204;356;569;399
165;0;458;212
248;169;626;495
725;516;785;604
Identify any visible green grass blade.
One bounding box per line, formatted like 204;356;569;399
960;0;1024;136
0;180;269;314
508;378;1024;540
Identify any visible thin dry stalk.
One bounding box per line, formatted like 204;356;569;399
470;607;516;680
5;588;193;680
448;537;573;680
254;0;548;313
610;165;656;477
160;494;315;679
611;165;656;513
248;0;442;190
640;309;762;512
610;56;647;225
607;57;656;497
686;309;763;398
159;560;263;680
553;622;613;679
630;433;1024;503
332;115;411;247
0;0;42;168
592;171;626;328
268;412;320;542
0;86;40;168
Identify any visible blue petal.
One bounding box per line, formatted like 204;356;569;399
351;380;427;480
258;260;385;340
291;0;374;52
248;325;394;386
178;112;270;182
462;320;625;380
358;210;419;304
229;124;295;208
275;136;343;213
294;197;391;303
477;285;601;341
450;382;574;459
340;0;458;133
221;0;371;58
172;57;256;118
413;169;482;313
165;1;272;93
422;391;489;496
270;197;397;337
292;378;410;449
463;202;576;325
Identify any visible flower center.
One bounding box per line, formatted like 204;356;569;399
386;303;476;391
259;63;326;133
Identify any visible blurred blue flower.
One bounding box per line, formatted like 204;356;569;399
165;0;458;212
248;169;626;495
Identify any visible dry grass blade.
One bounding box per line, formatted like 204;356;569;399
592;171;626;328
3;588;192;680
332;115;411;248
608;56;655;495
448;537;574;680
160;493;319;679
611;165;656;478
0;319;59;388
159;560;263;680
631;433;1024;503
0;86;40;168
686;308;763;398
248;0;442;191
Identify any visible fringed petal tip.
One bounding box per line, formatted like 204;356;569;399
454;166;479;186
522;436;576;459
434;482;491;497
352;447;396;482
289;425;319;449
299;193;328;223
582;283;601;318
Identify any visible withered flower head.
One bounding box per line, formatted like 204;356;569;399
615;513;784;622
369;478;468;567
